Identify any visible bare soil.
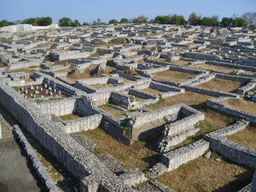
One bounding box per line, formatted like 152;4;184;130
157;157;253;192
222;98;256;114
197;78;245;93
152;70;194;82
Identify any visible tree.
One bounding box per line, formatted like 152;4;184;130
72;19;81;27
221;17;234;27
132;15;148;24
242;12;256;26
169;14;186;25
21;18;37;25
188;12;201;25
120;18;128;23
109;19;118;24
233;17;247;27
37;17;52;26
0;19;10;27
154;15;171;24
58;17;73;26
82;21;90;26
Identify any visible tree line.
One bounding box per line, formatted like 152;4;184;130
1;12;255;29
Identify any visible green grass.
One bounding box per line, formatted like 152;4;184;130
34;97;63;104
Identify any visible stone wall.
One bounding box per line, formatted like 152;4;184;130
215;73;253;83
204;120;256;168
0;82;133;191
183;52;222;61
64;114;102;133
237;80;256;95
206;98;256;123
161;139;209;171
182;85;239;98
37;97;77;116
13;125;58;192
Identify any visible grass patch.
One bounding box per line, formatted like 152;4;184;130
152;70;194;82
81;128;159;172
157;157;253;192
98;104;126;116
227;125;256;149
34;97;63;104
197;78;245;93
222;98;256;114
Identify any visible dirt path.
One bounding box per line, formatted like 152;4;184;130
0;106;43;192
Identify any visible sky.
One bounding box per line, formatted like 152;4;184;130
0;0;255;24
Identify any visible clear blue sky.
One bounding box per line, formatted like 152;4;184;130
0;0;255;24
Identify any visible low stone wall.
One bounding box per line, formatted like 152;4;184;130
75;80;96;93
64;114;102;133
237;80;256;95
215;73;253;83
13;125;58;192
182;85;239;98
206;61;256;72
110;91;130;108
161;139;209;171
149;81;183;93
204;120;256;168
183;52;222;61
181;74;215;87
206;98;256;123
128;88;156;99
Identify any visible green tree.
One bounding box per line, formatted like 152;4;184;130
154;15;171;24
233;17;247;27
109;19;118;24
0;20;8;27
221;17;234;27
120;18;128;23
169;14;186;25
21;17;37;25
73;19;81;26
82;21;90;26
58;17;73;26
37;17;52;26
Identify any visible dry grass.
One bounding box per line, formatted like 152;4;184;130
98;104;126;117
192;63;235;73
222;98;256;114
81;128;159;172
171;60;188;65
157;157;253;192
152;70;194;82
90;83;113;89
227;125;256;149
197;78;245;93
147;91;213;110
143;87;163;95
60;113;83;121
120;77;132;83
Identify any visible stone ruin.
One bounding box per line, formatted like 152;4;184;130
0;23;256;191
